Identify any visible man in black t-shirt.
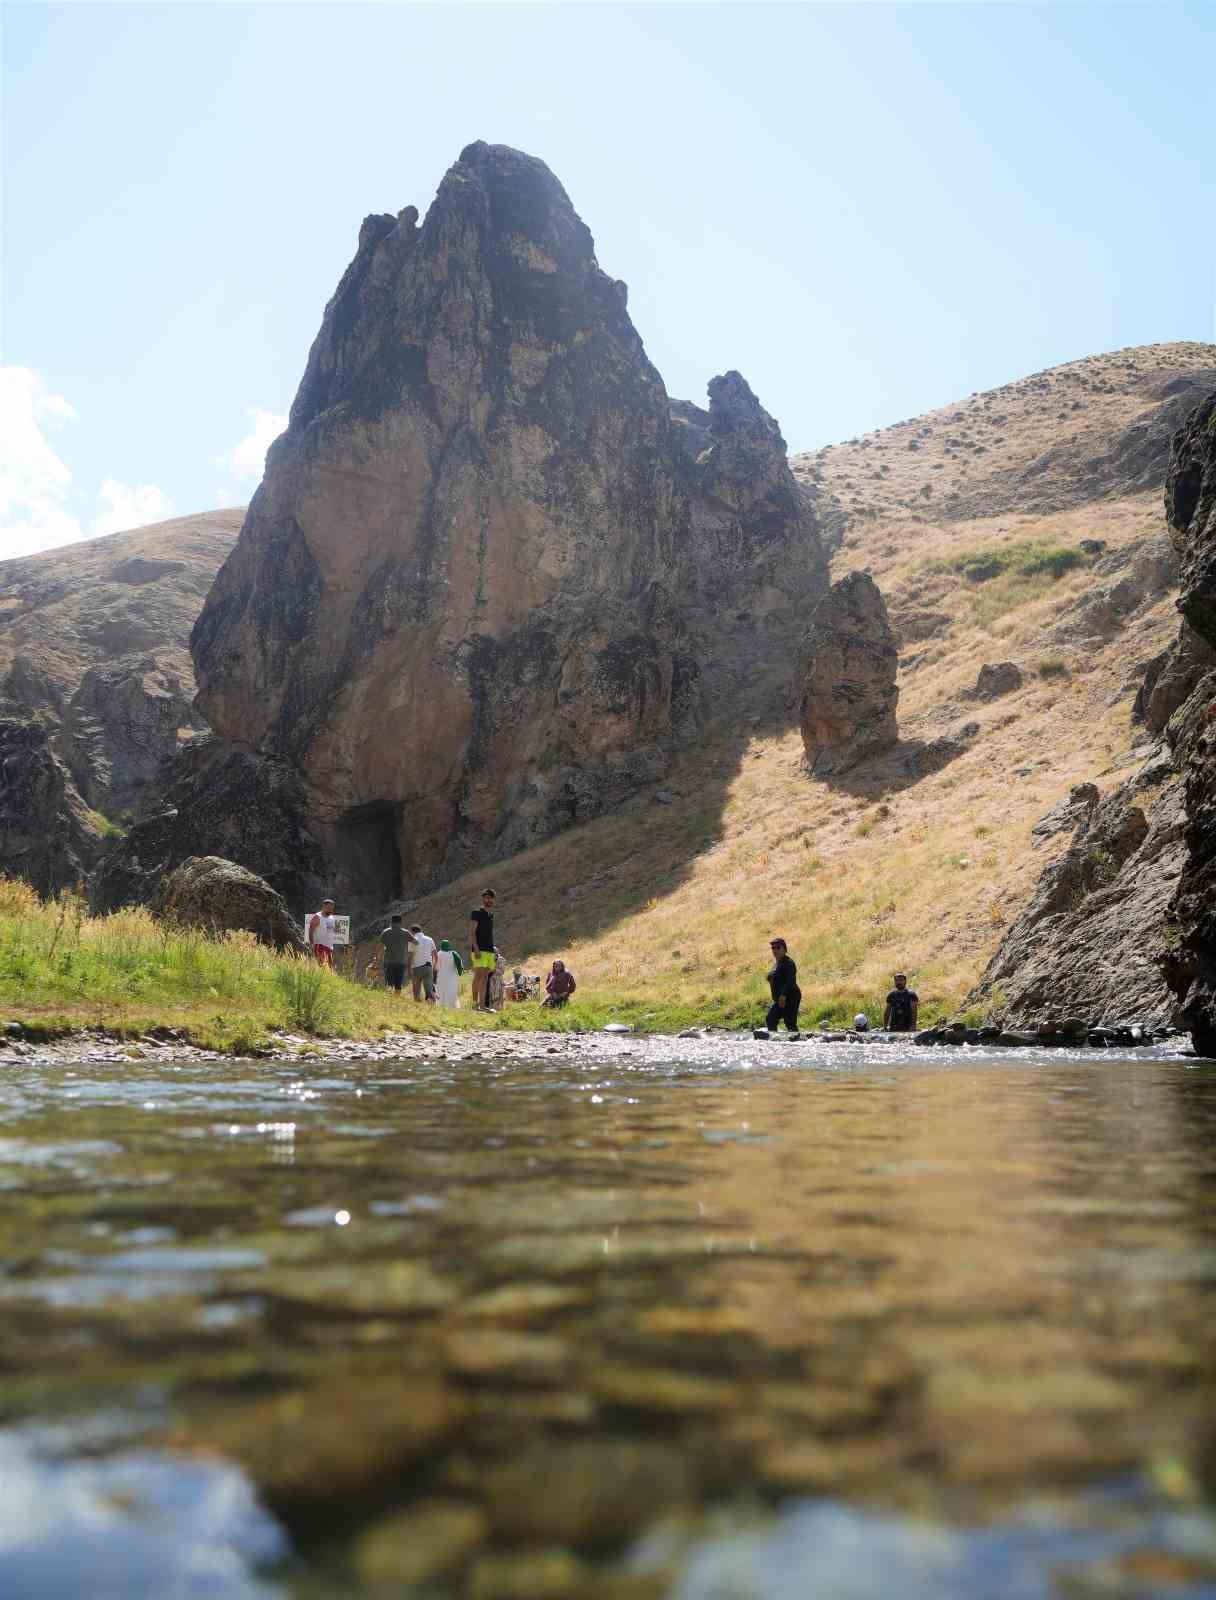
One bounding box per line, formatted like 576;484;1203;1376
883;973;919;1031
469;888;497;1011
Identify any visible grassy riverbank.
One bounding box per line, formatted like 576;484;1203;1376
0;878;913;1050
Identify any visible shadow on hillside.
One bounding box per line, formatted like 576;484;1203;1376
808;735;972;801
356;691;798;966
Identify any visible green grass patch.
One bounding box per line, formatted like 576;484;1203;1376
930;539;1087;585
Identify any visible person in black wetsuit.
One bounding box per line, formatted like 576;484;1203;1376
883;972;919;1031
766;938;801;1032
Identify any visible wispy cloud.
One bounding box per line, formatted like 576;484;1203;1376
215;407;287;483
0;366;84;558
92;479;176;538
0;366;179;558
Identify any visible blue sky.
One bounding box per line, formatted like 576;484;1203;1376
3;2;1214;557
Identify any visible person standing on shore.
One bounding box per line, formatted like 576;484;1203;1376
435;940;463;1009
469;889;497;1011
308;899;337;967
766;938;801;1032
379;914;409;993
883;973;919;1031
409;924;437;1002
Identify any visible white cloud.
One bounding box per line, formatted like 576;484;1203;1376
0;367;179;558
215;407;287;483
0;366;84;559
91;479;176;538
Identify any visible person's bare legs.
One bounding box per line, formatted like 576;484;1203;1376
472;966;487;1009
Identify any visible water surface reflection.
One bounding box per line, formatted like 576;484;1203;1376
0;1051;1213;1597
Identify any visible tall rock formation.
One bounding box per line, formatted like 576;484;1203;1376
797;572;899;775
106;142;825;911
1160;392;1216;1054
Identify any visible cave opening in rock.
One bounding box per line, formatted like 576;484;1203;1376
334;800;404;907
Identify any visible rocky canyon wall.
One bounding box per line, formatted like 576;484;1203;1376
103;143;826;910
968;388;1216;1046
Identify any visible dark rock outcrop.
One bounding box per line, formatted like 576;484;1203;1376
93;740;325;915
151;855;307;951
797;572;898;775
1132;621;1216;733
1160;392;1216;1054
102;143;825;910
0;717;102;896
969;773;1188;1027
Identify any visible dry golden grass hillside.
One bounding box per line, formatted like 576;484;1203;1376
378;344;1216;1030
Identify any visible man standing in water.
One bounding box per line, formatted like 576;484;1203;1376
469;889;497;1011
766;938;801;1032
308;898;337;967
883;972;919;1031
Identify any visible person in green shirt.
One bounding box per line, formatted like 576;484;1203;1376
379;914;410;993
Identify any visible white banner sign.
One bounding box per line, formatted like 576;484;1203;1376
303;914;351;946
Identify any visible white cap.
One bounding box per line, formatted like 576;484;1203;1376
853;1013;869;1029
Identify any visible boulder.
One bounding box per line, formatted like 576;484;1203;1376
150;855;307;952
967;661;1023;700
797;571;899;774
0;716;102;896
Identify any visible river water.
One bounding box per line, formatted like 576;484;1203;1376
1;1042;1214;1599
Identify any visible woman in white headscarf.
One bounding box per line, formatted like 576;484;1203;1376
435;939;464;1009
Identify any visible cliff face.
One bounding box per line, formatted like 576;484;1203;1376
966;389;1216;1043
143;142;826;908
1161;393;1216;1054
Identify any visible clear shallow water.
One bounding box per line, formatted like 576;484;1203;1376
0;1046;1214;1598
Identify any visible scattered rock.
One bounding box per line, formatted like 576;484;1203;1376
1079;538;1107;555
797;571;899;775
966;662;1023;701
655;790;676;806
